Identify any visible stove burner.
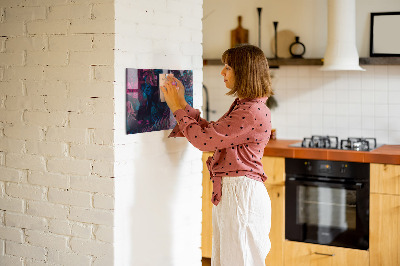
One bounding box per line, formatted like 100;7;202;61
340;137;377;151
301;135;339;149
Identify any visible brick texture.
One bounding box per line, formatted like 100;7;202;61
1;4;115;265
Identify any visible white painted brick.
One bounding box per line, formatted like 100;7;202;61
25;229;68;251
0;197;24;212
0;52;24;66
69;19;114;34
46;127;88;144
69;207;113;226
0;255;23;266
6;153;46;171
93;252;113;266
25;81;67;97
4;125;43;141
24;259;49;266
26;141;67;157
69;81;114;98
69;113;114;129
0;22;24;36
0;110;23;124
6;241;46;261
0;138;25;154
5;212;48;231
27;21;69;35
0;226;23;243
71;222;92;239
47;249;91;266
48;219;71;236
92;3;114;20
47;158;92;176
70;175;113;194
92;160;113;177
44;96;81;112
24;111;68;127
5;36;46;52
3;66;44;81
49;35;93;52
0;37;5;52
0;152;5;166
6;183;46;201
70;237;113;257
69;50;113;66
4;6;46;22
90;128;113;146
22;0;69;6
26;51;68;66
0;81;23;96
94;225;112;243
80;98;115;114
70;144;114;161
44;66;91;82
4;96;46;111
93;194;113;210
28;171;69;189
93;65;114;82
92;34;114;51
48;188;91;208
27;200;69;219
48;4;91;20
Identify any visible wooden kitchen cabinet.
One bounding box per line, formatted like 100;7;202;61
284;241;369;266
370;163;400;266
370;163;400;195
202;152;213;258
201;154;286;266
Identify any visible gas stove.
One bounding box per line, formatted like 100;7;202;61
289;135;381;151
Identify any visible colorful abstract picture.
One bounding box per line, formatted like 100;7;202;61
126;68;193;134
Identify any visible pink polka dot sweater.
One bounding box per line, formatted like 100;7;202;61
169;97;272;206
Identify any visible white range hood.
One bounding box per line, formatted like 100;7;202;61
320;0;365;71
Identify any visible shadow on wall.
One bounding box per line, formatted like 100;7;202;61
128;130;189;265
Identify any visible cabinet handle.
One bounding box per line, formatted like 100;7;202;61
314;252;335;257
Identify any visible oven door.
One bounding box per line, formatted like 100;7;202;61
285;177;369;250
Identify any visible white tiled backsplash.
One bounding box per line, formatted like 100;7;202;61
203;65;400;144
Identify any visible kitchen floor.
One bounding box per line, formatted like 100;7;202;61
202;257;211;266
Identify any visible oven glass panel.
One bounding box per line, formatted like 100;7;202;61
297;186;357;230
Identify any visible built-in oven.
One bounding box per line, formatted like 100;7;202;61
285;158;369;250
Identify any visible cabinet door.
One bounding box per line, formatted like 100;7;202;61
284;241;369;266
261;156;285;185
370;163;400;195
265;184;284;266
202;152;213;258
370;193;400;266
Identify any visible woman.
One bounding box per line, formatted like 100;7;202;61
162;44;273;266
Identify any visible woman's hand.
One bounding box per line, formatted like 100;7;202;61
161;75;185;113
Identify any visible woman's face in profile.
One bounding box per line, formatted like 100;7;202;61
221;64;235;89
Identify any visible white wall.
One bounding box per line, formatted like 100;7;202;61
203;0;400;58
113;0;203;265
203;0;400;145
0;0;115;265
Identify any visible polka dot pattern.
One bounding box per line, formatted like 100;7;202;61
168;97;272;206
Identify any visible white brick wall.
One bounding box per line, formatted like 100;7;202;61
114;0;203;265
0;0;115;265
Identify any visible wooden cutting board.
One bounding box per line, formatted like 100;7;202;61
231;16;249;48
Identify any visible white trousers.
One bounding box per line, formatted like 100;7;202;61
212;176;271;266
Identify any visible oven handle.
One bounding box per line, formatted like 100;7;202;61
286;177;364;189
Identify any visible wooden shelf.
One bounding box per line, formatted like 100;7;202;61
359;57;400;65
203;57;400;67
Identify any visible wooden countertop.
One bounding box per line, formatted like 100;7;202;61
263;139;400;165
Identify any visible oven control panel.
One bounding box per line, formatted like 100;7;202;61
286;158;369;180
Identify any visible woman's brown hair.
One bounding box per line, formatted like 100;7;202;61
221;44;273;99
